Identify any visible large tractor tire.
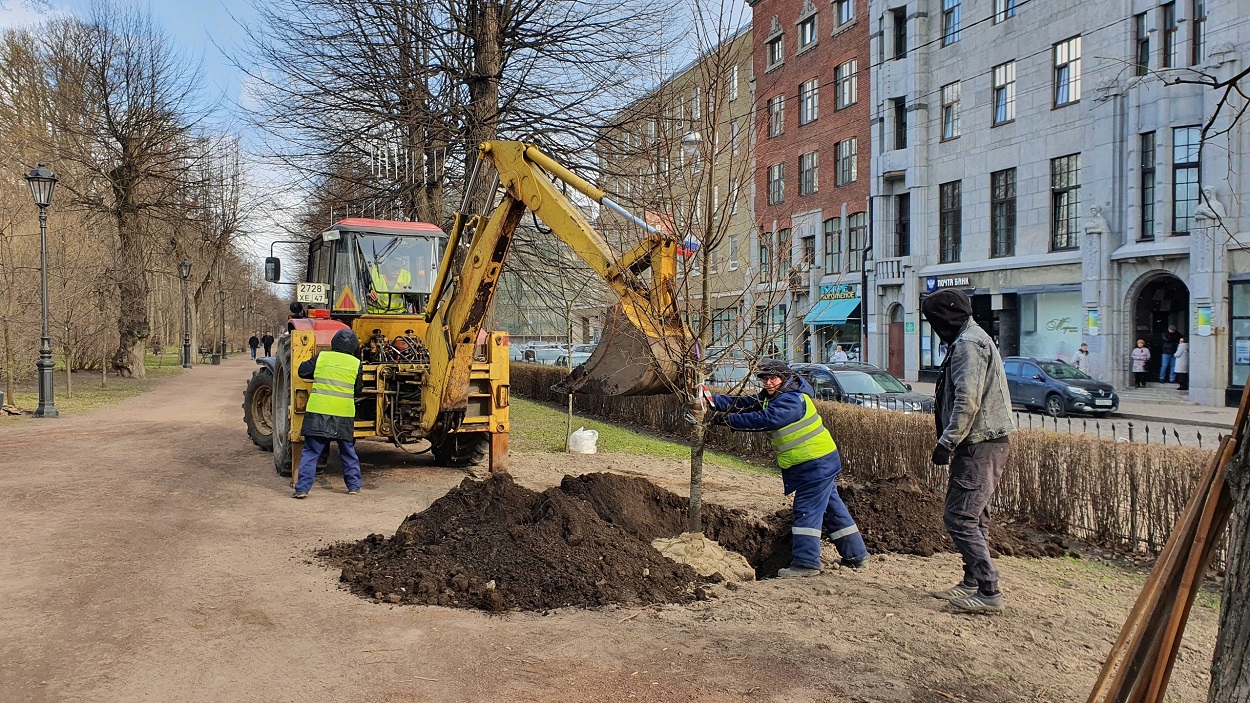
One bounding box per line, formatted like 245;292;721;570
243;366;275;451
271;336;294;477
431;433;490;468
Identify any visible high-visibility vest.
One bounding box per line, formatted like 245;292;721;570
764;393;837;469
368;266;412;313
305;350;361;417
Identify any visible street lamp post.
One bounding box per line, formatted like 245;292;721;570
26;163;58;418
178;261;192;368
218;287;228;362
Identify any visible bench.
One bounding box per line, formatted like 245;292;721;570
198;345;214;364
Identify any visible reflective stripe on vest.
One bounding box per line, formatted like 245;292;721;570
305;350;361;417
369;266;412;313
766;394;836;469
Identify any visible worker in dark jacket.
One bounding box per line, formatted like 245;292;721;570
293;329;364;498
691;359;868;577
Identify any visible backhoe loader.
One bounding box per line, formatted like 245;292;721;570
243;141;694;475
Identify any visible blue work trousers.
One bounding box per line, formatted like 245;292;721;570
790;470;868;569
295;435;362;494
1159;353;1176;382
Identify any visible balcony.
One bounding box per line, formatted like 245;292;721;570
874;258;906;284
788;268;810;292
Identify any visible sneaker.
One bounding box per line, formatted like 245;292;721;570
347;489;361;495
948;591;1004;614
839;556;869;570
932;582;978;600
292;492;308;499
776;566;823;578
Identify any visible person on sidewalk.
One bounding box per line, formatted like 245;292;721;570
832;345;849;364
261;331;275;357
1072;343;1091;374
293;329;364;499
1175;337;1189;391
1159;325;1179;383
688;359;869;578
1132;340;1151;388
921;289;1015;615
248;333;260;360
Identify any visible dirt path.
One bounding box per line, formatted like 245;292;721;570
0;357;1219;702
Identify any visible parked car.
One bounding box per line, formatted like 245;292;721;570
511;341;561;363
791;362;934;413
1003;357;1119;418
555;344;596;367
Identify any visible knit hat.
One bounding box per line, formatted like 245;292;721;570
922;289;973;344
755;359;792;378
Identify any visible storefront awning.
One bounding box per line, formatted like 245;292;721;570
804;298;861;325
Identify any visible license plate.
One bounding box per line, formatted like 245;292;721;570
1095;399;1113;406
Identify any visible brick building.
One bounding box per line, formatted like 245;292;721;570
748;0;872;363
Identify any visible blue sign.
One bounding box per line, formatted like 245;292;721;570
924;277;937;293
819;283;858;301
924;276;971;292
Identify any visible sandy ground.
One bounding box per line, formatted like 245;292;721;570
0;358;1220;702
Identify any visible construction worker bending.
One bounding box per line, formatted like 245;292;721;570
293;329;364;499
689;359;868;577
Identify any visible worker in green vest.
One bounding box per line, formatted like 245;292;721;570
367;258;412;314
293;329;364;498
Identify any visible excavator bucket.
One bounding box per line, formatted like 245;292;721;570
553;306;688;396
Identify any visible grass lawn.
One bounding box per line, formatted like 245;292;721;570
6;352;184;416
508;396;773;475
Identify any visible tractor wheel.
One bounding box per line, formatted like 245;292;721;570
243;366;275;451
272;336;294;477
431;433;490;468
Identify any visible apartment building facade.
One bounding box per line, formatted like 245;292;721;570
867;0;1248;405
749;0;873;362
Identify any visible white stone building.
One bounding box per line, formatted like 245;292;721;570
866;0;1248;405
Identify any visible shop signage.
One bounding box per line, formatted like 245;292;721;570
819;283;858;301
1237;339;1250;365
1086;309;1100;336
905;321;915;333
1197;307;1212;337
923;276;971;293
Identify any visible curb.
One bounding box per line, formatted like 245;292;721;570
1112;412;1231;430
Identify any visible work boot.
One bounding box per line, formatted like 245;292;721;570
948;591;1004;614
932;582;978;600
839;556;869;570
777;565;822;578
292;491;308;499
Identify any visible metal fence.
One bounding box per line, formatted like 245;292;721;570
1012;411;1223;449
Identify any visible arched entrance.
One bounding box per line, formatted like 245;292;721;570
1133;273;1189;380
887;304;905;377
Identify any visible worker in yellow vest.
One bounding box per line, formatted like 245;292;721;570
688;359;868;577
367;259;413;314
293;329;363;498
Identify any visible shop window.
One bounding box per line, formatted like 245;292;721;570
1018;291;1083;362
1231;283;1250;387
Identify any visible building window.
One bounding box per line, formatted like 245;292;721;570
836;138;857;185
778;228;793;271
768;163;785;205
1050;154;1081;251
939;181;961;263
1163;3;1177;68
798;15;817;50
731;121;741;156
892;98;907;150
692;87;701;120
847;213;867;272
799;151;818;196
823;218;841;274
802;235;816;267
836;0;854;26
1141;132;1156;240
1054;36;1081;107
799;78;819;125
1173;126;1201;235
994;0;1016;23
768;94;785;137
941;82;960;140
1192;0;1206;65
893;193;910;257
991;168;1016;258
729;177;740;215
728;65;739;102
1230;284;1250;387
891;8;906;59
992;62;1015;125
1135;14;1150;76
835;60;857;109
759;234;772;277
728;234;739;269
767;34;784;70
942;0;961;45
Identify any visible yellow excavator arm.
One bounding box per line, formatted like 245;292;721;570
418;140;693;433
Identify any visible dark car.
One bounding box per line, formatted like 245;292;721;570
791;362;935;414
1004;357;1119;418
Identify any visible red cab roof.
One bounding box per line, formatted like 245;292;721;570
329;218;447;238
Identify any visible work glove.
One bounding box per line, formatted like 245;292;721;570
705;410;729;426
931;444;953;466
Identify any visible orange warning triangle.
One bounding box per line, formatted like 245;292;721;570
334;284;360;311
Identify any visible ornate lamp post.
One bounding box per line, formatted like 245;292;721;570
178;260;192;368
25;163;58;418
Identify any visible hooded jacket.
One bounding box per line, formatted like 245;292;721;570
298;329;364;441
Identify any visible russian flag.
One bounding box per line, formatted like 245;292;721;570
678;235;700;259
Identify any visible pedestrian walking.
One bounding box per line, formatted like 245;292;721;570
1072;343;1091;374
1159;325;1179;383
261;331;275;357
921;289;1015;614
293;329;364;499
248;333;260;360
688;359;869;577
1175;337;1189;391
1132;339;1151;388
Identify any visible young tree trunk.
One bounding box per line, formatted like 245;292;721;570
2;317;15;404
1209;442;1250;701
688;422;706;533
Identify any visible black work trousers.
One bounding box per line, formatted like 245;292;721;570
943;440;1010;593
